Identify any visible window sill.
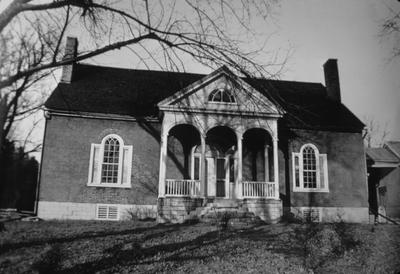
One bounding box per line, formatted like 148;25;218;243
87;183;131;189
293;188;329;193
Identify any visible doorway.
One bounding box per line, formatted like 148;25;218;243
216;157;227;197
206;156;230;198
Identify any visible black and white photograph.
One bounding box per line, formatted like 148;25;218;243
0;0;399;273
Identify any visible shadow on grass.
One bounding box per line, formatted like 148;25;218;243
54;229;227;273
233;225;306;257
33;244;63;274
0;222;191;255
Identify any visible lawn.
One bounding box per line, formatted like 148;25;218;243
0;220;399;273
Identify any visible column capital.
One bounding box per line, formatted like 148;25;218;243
236;131;244;141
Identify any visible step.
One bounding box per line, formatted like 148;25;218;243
209;199;240;208
201;210;255;219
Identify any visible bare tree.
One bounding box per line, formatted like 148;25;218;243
0;0;286;157
362;116;390;148
381;0;400;59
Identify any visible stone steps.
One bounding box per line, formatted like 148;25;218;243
184;200;264;228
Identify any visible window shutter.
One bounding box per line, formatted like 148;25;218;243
319;154;328;190
292;153;300;188
121;145;133;185
89;144;101;184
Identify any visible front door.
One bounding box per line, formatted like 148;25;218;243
216;158;226;197
206;157;228;198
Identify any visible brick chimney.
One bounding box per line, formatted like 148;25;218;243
60;37;78;83
323;59;341;102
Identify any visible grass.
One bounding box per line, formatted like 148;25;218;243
0;220;399;273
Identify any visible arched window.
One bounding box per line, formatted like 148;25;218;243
101;136;120;184
292;144;329;192
302;145;317;188
208;88;236;103
88;134;132;188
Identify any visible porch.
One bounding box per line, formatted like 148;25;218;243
158;123;280;201
164;179;277;199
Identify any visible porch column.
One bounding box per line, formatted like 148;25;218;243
200;134;207;198
264;145;270;182
158;130;168;197
236;133;243;199
273;137;279;199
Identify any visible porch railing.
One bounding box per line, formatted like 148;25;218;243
242;181;276;198
165;179;201;197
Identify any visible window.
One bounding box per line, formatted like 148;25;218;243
102;137;120;184
208;88;236;103
292;144;328;192
191;153;201;180
88;134;132;188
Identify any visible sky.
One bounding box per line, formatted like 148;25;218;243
88;0;400;141
2;0;400;158
273;0;400;140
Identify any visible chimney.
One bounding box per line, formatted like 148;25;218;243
323;59;341;102
60;37;78;83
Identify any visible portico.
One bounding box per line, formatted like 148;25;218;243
157;67;283;205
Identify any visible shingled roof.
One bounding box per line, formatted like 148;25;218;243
45;63;364;132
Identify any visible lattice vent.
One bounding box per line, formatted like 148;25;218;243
302;208;321;222
96;205;119;220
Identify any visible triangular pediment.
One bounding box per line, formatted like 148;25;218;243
158;66;283;117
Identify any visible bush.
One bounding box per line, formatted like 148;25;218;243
305;226;342;269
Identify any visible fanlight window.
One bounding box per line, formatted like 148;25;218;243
101;137;120;183
208;88;236;103
292;144;329;192
88;134;132;188
302;146;317;188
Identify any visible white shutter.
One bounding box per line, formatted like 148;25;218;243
88;144;101;184
121;145;133;186
292;153;300;189
319;154;328;190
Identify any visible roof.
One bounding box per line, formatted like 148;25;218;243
385;141;400;158
366;147;400;164
45;63;365;132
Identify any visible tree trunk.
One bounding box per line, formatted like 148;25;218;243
0;94;9;159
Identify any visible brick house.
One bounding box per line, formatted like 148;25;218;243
37;37;369;223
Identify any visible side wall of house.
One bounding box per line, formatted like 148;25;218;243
378;167;400;218
37;115;163;220
280;128;369;223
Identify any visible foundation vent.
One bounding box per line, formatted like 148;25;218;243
96;204;119;220
302;208;321;222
